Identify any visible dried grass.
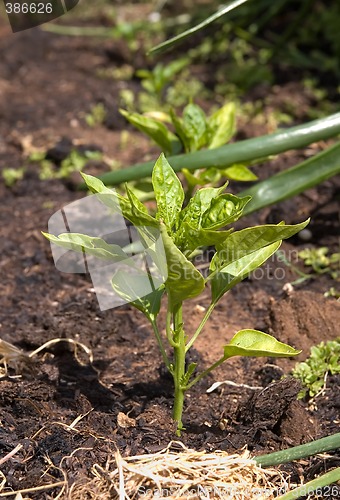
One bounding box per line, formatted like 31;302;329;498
0;338;93;377
70;442;289;500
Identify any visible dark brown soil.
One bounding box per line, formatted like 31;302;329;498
0;13;340;499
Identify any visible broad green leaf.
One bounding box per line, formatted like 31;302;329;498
144;111;172;123
182;165;257;188
175;183;230;249
179;183;229;229
210;241;281;303
211;220;310;272
177;222;233;255
111;269;164;320
123;185;158;233
135;68;152;80
125;184;150;217
170;104;207;153
160;224;205;304
120;109;180;156
81;172;158;228
42;232;128;261
162;57;189;80
170;110;191;153
208;102;236;149
223;329;301;359
152;154;184;232
201;194;251;230
181;167;221;188
81;172;114;195
182;103;207;152
222;164;258;181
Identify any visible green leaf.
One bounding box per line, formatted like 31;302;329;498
179;184;228;229
170;104;207;153
181;167;222;188
120;109;180;156
80;172;113;195
125;183;154;225
177;222;233;255
182;103;207;152
210;241;281;303
162;58;189;80
211;220;310;272
182;164;257;187
208;102;236;149
149;0;250;55
175;183;236;250
125;184;149;216
111;269;164;320
175;183;230;249
42;232;128;262
152;154;185;232
160;223;205;304
222;164;258;181
181;362;197;387
223;329;301;359
201;194;251;230
81;172;158;228
170;110;191;153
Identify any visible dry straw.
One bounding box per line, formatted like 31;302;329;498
70;441;289;500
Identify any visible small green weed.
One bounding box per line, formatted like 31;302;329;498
277;246;340;288
293;339;340;399
85;103;107;128
298;247;340;281
29;150;103;180
119;57;208;113
2;167;25;187
136;58;189;106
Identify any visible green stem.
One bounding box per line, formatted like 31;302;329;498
90;113;340;186
277;467;340;500
254;432;340;499
185;302;216;352
149;0;250;55
185;354;227;390
240;141;340;216
254;432;340;468
150;319;171;371
172;302;186;435
166;303;178;348
42;25;117;37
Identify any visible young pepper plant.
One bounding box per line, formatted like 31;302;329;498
43;153;307;435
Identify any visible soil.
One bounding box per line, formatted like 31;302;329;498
0;11;340;499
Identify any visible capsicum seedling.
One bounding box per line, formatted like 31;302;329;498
43;153;307;435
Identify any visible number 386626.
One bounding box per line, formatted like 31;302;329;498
5;3;53;14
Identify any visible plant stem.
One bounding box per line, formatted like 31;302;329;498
276;467;340;500
172;302;186;435
185;302;216;352
150;319;171;371
92;114;340;186
254;432;340;467
166;302;178;348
